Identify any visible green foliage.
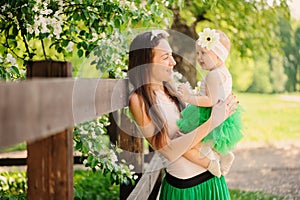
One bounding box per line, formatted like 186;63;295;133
0;172;27;198
181;0;290;58
230;189;283;200
0;170;120;200
269;52;287;93
0;54;25;80
74;170;119;200
173;0;293;93
246;57;273;93
227;51;254;92
278;17;300;92
0;0;177;79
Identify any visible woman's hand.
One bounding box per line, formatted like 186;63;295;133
210;93;238;131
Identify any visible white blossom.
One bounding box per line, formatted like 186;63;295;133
129;164;134;170
53;23;62;39
90;33;98;42
19;68;26;75
5;53;17;66
40;9;53;15
32;4;39;12
1;4;8;13
66;41;74;52
40;19;50;34
0;175;7;183
133;175;139;180
110;151;118;163
7;12;13;19
100;32;106;39
83;159;88;165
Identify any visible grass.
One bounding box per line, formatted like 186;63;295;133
230;189;283;200
237;93;300;144
0;143;26;153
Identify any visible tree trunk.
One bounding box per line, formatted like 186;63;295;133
170;9;198;87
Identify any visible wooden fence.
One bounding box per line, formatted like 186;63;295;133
0;61;162;199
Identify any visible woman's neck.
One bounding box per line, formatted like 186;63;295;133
149;83;164;92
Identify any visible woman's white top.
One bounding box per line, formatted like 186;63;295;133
155;90;207;179
148;66;232;179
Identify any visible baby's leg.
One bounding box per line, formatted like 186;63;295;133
220;151;235;176
195;144;221;177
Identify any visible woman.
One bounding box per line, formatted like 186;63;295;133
128;30;236;200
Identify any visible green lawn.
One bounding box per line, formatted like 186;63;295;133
237;93;300;144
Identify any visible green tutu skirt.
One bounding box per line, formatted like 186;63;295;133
177;104;243;155
160;176;230;200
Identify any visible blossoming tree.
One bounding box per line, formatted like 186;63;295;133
0;0;183;185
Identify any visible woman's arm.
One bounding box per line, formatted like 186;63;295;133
129;92;211;161
129;92;235;163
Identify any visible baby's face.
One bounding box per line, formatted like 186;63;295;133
196;45;221;71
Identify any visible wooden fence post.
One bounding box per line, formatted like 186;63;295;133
26;61;73;200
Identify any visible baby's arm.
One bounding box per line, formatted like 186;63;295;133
206;70;226;105
177;84;213;107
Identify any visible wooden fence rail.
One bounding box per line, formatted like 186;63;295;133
0;78;128;148
0;61;161;199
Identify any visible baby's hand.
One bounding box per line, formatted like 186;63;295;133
177;84;192;102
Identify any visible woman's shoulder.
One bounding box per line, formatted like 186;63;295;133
129;92;143;106
129;92;146;115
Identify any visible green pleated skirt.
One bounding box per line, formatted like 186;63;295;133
159;175;231;200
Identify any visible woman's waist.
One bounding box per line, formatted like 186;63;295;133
164;169;215;189
166;157;207;179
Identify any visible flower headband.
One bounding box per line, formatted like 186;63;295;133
197;28;229;62
150;30;169;41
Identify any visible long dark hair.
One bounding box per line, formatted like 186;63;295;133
128;31;185;149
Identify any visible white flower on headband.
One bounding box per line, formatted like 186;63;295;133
150;30;170;41
197;28;220;50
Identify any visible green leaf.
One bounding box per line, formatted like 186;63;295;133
73;13;81;21
11;66;20;75
62;40;69;47
77;49;84;57
79;30;86;36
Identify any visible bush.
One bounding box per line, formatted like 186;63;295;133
0;170;120;200
0;172;27;199
74;170;119;200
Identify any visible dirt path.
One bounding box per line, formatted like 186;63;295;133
226;142;300;200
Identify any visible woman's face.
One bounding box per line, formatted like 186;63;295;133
196;45;221;71
150;39;176;83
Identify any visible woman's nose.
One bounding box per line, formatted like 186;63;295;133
169;56;176;67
